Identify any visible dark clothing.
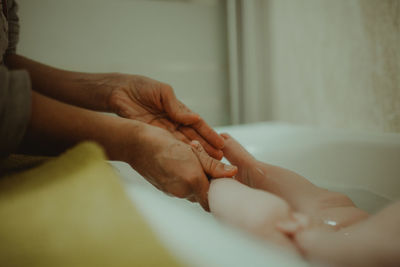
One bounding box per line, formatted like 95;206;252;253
0;0;31;157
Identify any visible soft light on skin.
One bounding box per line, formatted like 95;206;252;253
208;178;309;252
323;220;338;227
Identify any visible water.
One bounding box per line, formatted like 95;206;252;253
323;185;391;214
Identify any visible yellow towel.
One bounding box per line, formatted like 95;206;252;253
0;142;180;267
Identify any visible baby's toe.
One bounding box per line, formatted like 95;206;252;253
221;133;255;167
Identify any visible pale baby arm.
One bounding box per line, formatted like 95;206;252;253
221;133;368;228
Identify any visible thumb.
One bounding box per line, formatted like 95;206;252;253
190;140;237;178
162;86;200;125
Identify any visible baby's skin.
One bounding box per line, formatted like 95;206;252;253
191;134;400;266
208;178;308;254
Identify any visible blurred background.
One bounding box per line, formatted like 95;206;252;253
17;0;400;132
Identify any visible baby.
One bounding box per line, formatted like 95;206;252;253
191;134;400;266
209;178;308;254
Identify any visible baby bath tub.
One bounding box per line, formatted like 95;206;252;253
111;122;400;267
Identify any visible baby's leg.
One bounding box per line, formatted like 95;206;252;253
221;133;368;228
296;201;400;266
208;178;301;253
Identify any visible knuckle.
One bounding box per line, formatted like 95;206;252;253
178;134;188;143
211;160;226;177
162;83;174;93
206;159;217;175
194;118;204;128
196;142;205;153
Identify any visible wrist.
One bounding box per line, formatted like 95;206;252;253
70;72;122;112
102;116;146;162
51;71;123;112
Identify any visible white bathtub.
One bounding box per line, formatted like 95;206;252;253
111;122;400;267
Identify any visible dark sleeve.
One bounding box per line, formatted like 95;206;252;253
6;0;20;55
0;66;31;157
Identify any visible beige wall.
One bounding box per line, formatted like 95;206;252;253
17;0;230;126
262;0;400;133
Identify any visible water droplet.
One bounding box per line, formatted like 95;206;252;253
324;220;337;226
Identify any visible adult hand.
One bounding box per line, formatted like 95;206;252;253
3;55;223;158
107;74;224;159
115;123;236;210
23;91;235;211
190;140;238;179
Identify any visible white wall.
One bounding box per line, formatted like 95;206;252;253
260;0;400;133
17;0;230;126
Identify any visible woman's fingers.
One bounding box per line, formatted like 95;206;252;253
180;126;223;159
190;140;237;178
191;118;224;150
157;118;191;144
161;86;224;153
152;115;223;159
162;87;200;125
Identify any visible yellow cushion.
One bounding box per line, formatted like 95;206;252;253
0;142;180;267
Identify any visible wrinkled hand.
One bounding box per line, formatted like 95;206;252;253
107;74;224;159
120;123;237;210
190;140;238;179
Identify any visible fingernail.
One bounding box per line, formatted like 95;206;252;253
184;111;199;119
191;113;200;119
220;133;230;140
224;164;237;171
216;150;224;160
191;140;200;146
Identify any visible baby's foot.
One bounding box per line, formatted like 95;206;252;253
221;133;266;187
221;133;256;168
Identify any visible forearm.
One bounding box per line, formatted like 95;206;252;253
5;54;114;111
19;91;142;159
253;161;330;210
